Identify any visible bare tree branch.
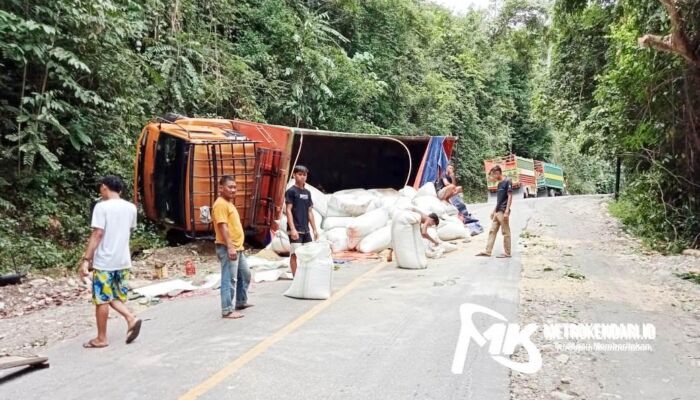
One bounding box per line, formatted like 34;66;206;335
638;0;700;66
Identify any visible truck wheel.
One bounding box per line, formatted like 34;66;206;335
523;189;529;199
548;188;555;197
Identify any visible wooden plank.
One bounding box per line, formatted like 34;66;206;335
0;356;49;370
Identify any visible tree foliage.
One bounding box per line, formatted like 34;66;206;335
1;0;696;271
542;0;700;250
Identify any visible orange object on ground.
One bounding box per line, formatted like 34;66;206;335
185;260;196;276
331;251;381;262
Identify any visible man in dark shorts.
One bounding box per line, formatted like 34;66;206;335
285;165;319;275
477;165;513;258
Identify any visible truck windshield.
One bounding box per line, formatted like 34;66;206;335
154;134;187;226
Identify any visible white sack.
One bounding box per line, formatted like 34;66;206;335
322;216;355;230
254;269;293;283
284;241;334;300
425;245;445;259
312;209;323;233
347;208;389;249
357;225;392;253
391;210;427;269
276;214;288;233
270;230;291;255
388;197;413;219
324;227;350;252
308;186;329;217
333;188;370;197
423;230;458;257
327;192;377;217
444;202;459;216
413;196;447;215
437;218;469;241
399;186;418;199
369;188;400;198
416;182;437;197
441;241;458;253
246;256;289;270
378;196;397;210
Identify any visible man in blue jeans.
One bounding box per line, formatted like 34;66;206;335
212;175;252;319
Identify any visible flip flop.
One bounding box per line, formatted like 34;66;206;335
475;252;491;257
235;304;255;311
222;312;245;319
83;339;108;349
126;319;142;344
496;254;512;258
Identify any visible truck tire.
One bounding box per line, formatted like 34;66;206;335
548;188;555;197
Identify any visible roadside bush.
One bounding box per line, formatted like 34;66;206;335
609;166;699;253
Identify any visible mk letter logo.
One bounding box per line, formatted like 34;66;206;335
451;303;542;374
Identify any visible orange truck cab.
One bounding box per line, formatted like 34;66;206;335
134;115;290;243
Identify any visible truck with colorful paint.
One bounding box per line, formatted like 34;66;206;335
483;154;537;198
534;160;565;196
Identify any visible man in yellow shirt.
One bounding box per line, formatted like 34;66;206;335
212;175;252;319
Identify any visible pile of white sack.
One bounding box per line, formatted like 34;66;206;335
267;180;471;266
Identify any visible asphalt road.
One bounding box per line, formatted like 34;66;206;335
0;200;534;400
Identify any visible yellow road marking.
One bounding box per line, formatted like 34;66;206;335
179;260;389;400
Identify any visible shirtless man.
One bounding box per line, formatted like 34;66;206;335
387;209;440;262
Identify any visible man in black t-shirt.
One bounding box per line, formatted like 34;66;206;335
285;165;318;275
477;165;513;258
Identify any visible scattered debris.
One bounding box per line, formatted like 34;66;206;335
556;354;570;364
132;274;220;299
681;249;700;258
550;390;577;400
0;355;49;371
564;271;585;280
676;272;700;285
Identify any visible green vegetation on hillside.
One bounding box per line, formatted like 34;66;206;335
0;0;697;271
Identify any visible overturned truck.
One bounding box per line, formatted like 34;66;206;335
134;116;456;244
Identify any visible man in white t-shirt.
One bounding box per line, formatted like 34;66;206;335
79;175;141;348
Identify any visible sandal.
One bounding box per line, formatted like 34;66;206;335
83;339;108;349
126;319;142;344
475;252;491;257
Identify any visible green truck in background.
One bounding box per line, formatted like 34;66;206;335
535;160;565;197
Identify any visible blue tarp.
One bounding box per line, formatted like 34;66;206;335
418;136;449;187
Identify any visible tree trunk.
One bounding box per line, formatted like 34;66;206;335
638;0;699;67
